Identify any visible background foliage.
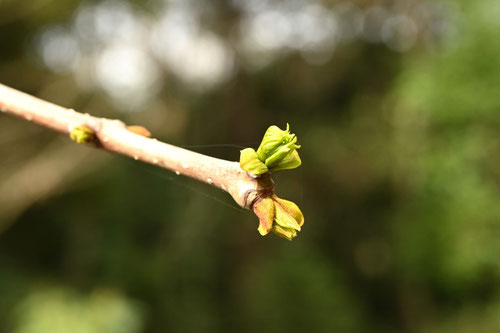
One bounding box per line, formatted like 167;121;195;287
1;0;499;332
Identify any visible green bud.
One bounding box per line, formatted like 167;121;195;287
239;148;269;175
239;124;302;175
256;124;301;169
70;125;96;144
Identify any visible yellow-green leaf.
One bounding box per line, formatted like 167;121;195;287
253;197;275;236
272;224;298;241
272;195;305;227
269;150;302;172
239;148;269;175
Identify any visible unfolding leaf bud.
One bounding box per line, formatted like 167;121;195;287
252;194;304;241
240;124;301;175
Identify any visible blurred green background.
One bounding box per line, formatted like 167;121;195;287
1;0;500;332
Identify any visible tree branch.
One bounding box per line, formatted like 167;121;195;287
0;83;271;210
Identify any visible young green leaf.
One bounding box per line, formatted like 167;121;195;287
239;148;269;175
268;150;302;172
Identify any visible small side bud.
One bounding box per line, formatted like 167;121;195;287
70;125;96;144
127;125;151;138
